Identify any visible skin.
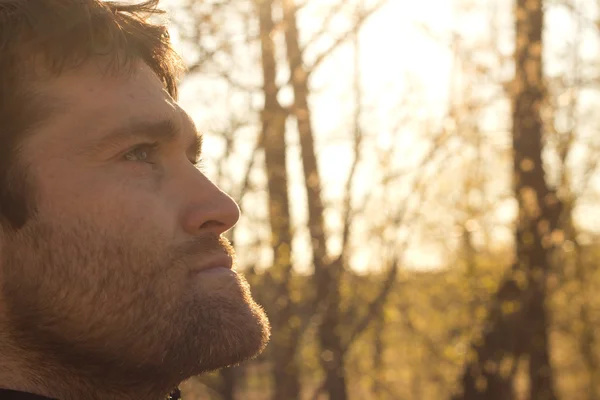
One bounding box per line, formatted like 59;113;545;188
0;60;270;400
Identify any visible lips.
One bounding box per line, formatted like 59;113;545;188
188;254;233;274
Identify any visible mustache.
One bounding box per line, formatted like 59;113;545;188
171;234;236;265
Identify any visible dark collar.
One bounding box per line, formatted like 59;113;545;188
0;388;181;399
0;389;56;399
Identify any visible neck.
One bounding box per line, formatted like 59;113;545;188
0;343;178;400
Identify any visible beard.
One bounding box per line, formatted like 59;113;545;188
0;216;270;393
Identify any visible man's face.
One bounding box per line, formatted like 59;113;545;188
0;61;269;389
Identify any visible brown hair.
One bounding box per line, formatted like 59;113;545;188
0;0;184;230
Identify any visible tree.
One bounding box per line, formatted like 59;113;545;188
454;0;561;398
279;0;348;396
256;0;302;398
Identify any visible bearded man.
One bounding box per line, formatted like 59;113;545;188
0;1;270;399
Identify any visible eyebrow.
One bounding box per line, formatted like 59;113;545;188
85;118;203;161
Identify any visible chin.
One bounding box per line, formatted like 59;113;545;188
209;299;269;369
196;309;270;373
169;277;271;377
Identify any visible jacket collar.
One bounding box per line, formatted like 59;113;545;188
0;389;56;399
0;388;181;399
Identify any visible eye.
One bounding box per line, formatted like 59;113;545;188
124;142;159;163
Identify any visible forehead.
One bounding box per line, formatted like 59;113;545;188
28;60;184;153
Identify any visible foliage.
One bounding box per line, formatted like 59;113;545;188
166;0;600;398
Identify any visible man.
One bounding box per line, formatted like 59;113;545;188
0;1;270;399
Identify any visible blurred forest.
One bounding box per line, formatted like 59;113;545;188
160;0;600;398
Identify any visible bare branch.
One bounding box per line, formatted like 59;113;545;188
339;16;364;258
300;1;349;58
306;0;390;74
340;139;450;349
342;257;399;353
236;130;265;203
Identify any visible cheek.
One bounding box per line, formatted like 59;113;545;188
7;219;167;308
30;164;180;278
37;167;174;237
2;224;174;345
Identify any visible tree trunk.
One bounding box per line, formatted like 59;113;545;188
562;200;599;400
218;367;237;400
257;1;301;399
579;302;599;400
280;0;348;398
453;0;560;399
371;310;385;399
512;1;558;397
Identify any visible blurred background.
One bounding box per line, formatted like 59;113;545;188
159;0;600;398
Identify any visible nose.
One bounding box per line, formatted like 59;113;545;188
180;173;240;236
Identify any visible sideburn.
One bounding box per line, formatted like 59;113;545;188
0;87;59;231
0;157;36;231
